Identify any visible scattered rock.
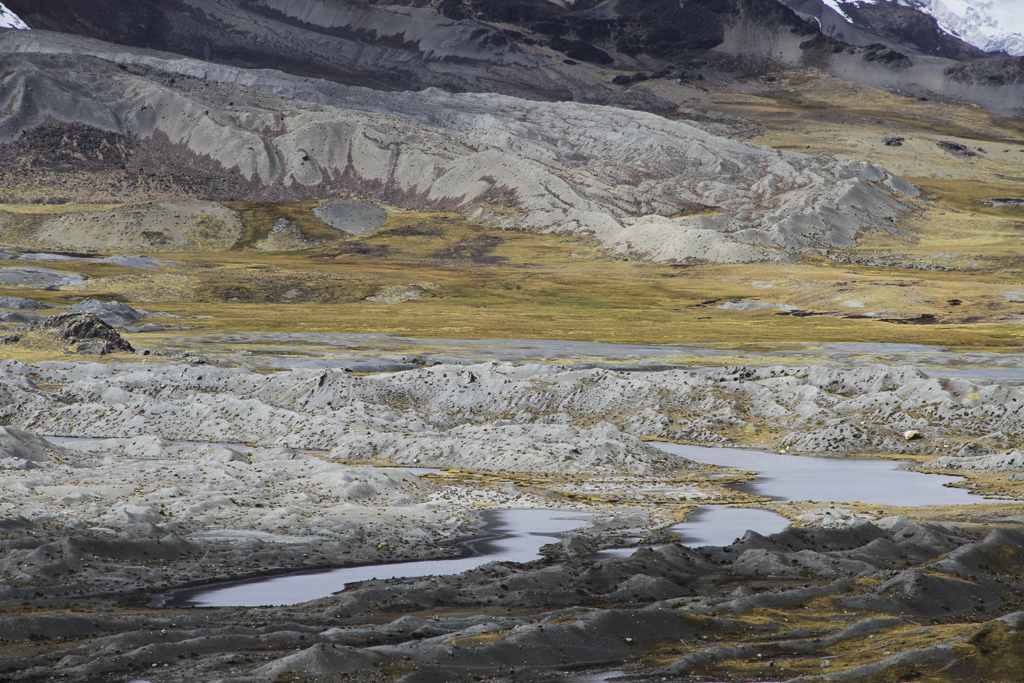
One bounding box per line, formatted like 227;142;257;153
125;323;200;333
937;140;976;157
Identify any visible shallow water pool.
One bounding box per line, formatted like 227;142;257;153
152;442;987;607
656;442;980;507
155;508;598;607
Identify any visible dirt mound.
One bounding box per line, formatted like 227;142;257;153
0;426;70;468
311;199;386;236
18;202;244;252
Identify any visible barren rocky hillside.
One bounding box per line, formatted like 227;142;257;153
2;1;1024;682
0;30;921;263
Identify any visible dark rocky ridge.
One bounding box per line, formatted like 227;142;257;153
777;0;990;60
5;0;810;70
945;55;1024;87
3;0;622;103
2;517;1023;682
6;0;1024;116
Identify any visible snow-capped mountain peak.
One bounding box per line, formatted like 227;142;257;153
819;0;1024;55
0;2;29;30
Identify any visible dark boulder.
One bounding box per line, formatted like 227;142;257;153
548;38;614;64
20;312;134;353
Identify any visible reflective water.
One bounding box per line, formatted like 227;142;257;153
656;443;980;507
158;439;987;607
668;506;792;545
156;509;598;607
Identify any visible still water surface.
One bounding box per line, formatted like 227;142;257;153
655;442;981;507
158;508;598;607
160;443;985;607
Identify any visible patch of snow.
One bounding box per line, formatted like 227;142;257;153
917;0;1024;55
0;3;29;30
820;0;1024;56
820;0;858;22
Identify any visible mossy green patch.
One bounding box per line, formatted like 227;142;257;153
223;200;344;250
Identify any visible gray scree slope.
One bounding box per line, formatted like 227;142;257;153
0;31;918;263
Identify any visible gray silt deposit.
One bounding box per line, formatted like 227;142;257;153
2;357;1024;681
1;513;1023;683
8;359;1024;461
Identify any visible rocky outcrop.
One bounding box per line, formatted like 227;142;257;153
66;299;147;327
18;312;135;354
2;516;1021;682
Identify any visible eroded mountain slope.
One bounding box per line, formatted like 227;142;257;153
0;30;918;263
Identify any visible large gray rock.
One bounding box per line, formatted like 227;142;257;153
66;298;146;327
311;199;387;236
0;425;69;468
